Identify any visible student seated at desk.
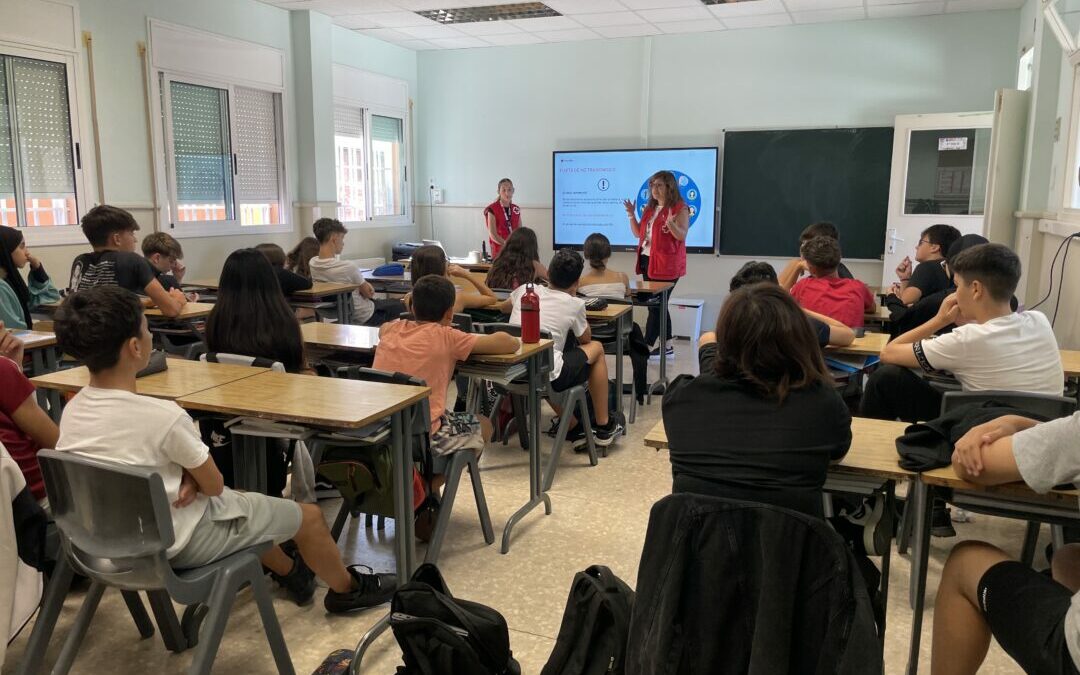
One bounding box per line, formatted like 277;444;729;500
486;227;548;290
578;233;630;298
0;329;59;508
0;226;60;331
309;218;403;326
730;261;854;348
885;234;988;337
203;249;309;495
663;283;851;518
790;236;875;328
141;232;186;293
68;205;186;318
51;286;397;612
373;275;518;483
889;223;961;306
778;221;855;290
931;412;1080;675
408;244;501;314
286;236;319;280
509;250;622;447
256;243;313;296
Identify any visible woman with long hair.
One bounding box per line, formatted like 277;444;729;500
484;178;522;258
409;245;500;313
485;226;547;290
624;170;689;358
0;226;61;329
286;236;320;279
662;283;851;518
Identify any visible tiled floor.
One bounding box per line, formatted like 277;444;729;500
4;340;1034;674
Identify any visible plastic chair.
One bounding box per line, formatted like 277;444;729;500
33;450;293;675
475;323;598;491
313;367;495;564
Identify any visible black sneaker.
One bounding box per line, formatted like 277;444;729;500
324;565;398;614
565;423;589;452
593;420;623;447
270;554;316;606
649;345;675;360
931;502;956;538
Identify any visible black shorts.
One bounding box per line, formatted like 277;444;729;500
979;560;1079;675
551;347;590;393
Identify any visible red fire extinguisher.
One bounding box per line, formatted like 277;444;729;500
520;283;540;344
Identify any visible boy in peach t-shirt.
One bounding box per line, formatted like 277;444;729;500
374;275;519;459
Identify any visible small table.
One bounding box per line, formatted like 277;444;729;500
14;330;61;414
144;302;215;321
629;280;674;396
864;305;891;326
363;272;411;296
587;303;633;426
828;331;889;358
300;322;380;355
290;282;359;325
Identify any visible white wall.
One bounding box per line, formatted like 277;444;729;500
415;11;1020;325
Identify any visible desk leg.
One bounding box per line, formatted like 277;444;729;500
614;312;625;431
500;352;552;554
391;407;417;580
906;479;933;675
649;288;671;396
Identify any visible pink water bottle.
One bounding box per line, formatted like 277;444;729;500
520;283;540;344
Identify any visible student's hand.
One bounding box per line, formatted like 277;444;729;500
896;256;912;281
934;292;960;325
169;287;188;306
0;323;25;364
623;199;635;216
888;282;902;296
174;471;199;508
27;253;42;271
447;264;468;277
171;259;186;281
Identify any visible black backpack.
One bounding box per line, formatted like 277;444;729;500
391;563;521;675
541;565;635;675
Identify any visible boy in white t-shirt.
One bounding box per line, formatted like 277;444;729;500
307;218;404;326
931;412;1080;674
510;250;622;447
52;286;396;614
864;243;1064;423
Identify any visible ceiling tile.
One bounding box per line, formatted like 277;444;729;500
618;0;703;9
573;11;649;26
335;13;383;28
945;0;1024;11
396;23;466;37
791;6;866;22
360;27;414;40
507;15;584;30
543;0;631;13
708;0;787;17
636;5;713;21
428;36;492;48
783;0;862;10
718;12;793;26
391;0;461;9
655;17;727;31
454;20;525;35
368;10;439;27
866;0;944;4
867;1;945;16
397;38;438;49
594;23;663;36
481;32;547;45
533;27;603;41
277;0;400;13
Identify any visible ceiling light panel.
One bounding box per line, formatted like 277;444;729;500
417;2;561;25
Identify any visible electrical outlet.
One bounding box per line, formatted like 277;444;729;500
432;188;445;204
428;177;436;190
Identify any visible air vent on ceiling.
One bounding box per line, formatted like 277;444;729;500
416;2;561;25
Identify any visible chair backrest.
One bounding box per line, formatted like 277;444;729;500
201;351;286;373
941;390;1077;419
37;449;176;589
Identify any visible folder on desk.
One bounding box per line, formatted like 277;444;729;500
825;354;880;374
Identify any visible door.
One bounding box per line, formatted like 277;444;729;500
881;111;993;289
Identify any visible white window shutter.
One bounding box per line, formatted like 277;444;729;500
234;86;280;204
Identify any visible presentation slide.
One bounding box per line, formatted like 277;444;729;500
553;148;717;253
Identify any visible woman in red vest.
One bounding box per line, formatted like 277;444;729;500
484;178;521;258
624;170;689;358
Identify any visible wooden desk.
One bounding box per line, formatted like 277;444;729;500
1062;349;1080;379
829;332;889;358
14;330;61;414
183;278;219;290
464;338;550;366
12;330;57;350
290;282;358;324
31;359;267;401
301;322;379;354
864;306;891;323
629;280;674;294
586;304;632;322
144;302;214;320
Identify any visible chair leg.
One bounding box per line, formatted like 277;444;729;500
120;591;155;640
146;589;189;652
16;556;74;675
489;393;504;443
331;501;351;540
577;392;597;463
542;401;574;492
51;582;106;675
1020;521;1041;567
187;575;238;675
249;567;296;675
425;453;467;564
511;394;529;450
377;515;386;530
467;454;495;546
628;388;637;425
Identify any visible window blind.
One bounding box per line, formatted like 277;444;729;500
10;56;74;197
371;114;402;144
0;59;14;196
169;80;232;204
334;104;364;138
234;86;280;203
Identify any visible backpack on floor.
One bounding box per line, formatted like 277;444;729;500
391;563;520;675
541;565;635;675
310;649;354;674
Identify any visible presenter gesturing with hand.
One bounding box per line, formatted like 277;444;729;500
626;170;689;358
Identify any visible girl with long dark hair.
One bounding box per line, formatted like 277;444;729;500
0;226;61;329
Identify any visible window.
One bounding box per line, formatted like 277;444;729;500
333;104;408;224
1018;47;1034;92
903;128;991;216
1062;63;1080;215
0;52;83;230
160;75;285;230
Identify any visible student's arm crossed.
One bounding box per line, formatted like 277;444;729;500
144;278;186;318
470;331;520;355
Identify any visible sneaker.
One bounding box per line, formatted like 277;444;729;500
565;423;589;452
649;345;675;360
592;420;624;447
931;502;956;538
270;554;316;606
844;496;893;557
324;565;398;614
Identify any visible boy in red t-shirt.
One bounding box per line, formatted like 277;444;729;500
0;329;60;505
790;236;875;328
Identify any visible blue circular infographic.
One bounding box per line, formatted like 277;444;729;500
635;170;702;227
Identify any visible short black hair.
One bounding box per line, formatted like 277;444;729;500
547;249;583;290
949;243;1021;302
54;286;144;373
801;235;841;271
922;224;962;256
729;261;778;291
412;275;456;322
800;221;839;243
312;218;346;244
945;234;988;267
81;205;140;247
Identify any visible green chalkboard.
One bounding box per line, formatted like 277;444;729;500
719;128;893;260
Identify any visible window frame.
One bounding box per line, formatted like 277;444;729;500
332;100;411;229
1058;55;1080;223
0;41;89;246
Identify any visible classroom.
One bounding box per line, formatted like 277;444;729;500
2;0;1080;673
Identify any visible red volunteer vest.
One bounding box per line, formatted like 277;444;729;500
635;203;687;280
484;200;521;257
